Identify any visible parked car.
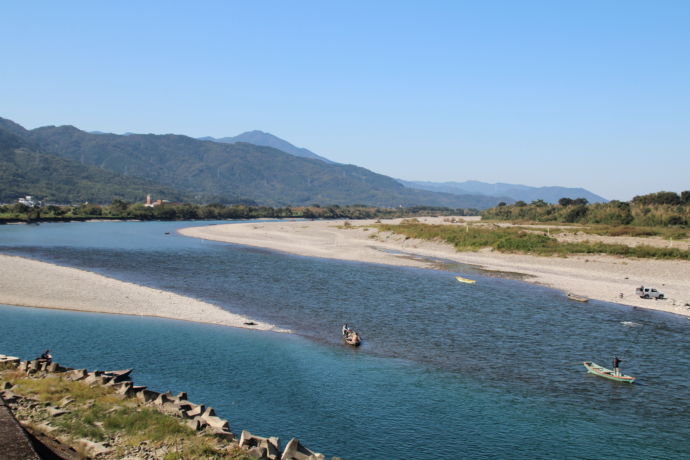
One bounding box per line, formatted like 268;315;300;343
635;286;665;299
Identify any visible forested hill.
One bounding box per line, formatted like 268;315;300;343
0;124;192;204
2;117;502;208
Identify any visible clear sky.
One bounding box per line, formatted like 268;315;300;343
2;1;689;200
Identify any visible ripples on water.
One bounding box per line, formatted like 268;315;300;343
1;221;689;459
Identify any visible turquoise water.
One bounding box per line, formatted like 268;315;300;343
1;221;689;459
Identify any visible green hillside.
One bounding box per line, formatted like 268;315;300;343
0;126;193;204
7;118;499;208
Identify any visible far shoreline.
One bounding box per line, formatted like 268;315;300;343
179;218;690;319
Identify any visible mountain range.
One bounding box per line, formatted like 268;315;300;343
1;116;606;208
397;180;607;204
1;117;499;208
201;130;607;204
0;119;190;204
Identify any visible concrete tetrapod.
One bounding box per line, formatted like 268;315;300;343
282;437;326;460
239;430;281;460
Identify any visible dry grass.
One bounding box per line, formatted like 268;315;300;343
0;371;253;459
377;222;690;260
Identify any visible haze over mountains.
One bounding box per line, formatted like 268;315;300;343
397;180;607;204
1;116;606;207
203;130;607;204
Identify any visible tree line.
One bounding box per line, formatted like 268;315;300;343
0;200;479;223
482;191;690;226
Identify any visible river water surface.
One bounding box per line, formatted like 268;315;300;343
1;221;689;459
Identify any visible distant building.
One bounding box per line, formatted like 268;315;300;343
144;195;168;207
18;196;41;207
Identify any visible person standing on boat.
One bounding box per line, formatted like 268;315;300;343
612;356;622;376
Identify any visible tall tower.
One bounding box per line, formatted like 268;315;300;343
146;194;152;206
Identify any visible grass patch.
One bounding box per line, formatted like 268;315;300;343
163;441;250;460
574;225;689;240
0;368;261;460
581;225;662;237
9;376;115;405
104;407;194;444
0;371;253;459
53;406;110;441
53;404;250;458
377;222;690;260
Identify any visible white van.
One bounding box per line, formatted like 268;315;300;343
635;286;665;299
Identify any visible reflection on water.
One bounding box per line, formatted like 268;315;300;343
1;221;690;459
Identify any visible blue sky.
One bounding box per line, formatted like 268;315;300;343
2;1;689;200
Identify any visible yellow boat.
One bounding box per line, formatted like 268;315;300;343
455;276;476;284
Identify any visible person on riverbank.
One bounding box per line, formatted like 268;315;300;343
612;356;622;376
39;349;52;363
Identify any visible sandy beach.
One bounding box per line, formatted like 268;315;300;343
180;218;690;318
0;254;288;332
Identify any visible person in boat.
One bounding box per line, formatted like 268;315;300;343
342;324;353;337
612;356;622;376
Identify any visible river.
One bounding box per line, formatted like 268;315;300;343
1;221;688;459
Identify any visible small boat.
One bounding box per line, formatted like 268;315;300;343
342;327;361;347
455;276;476;284
567;293;588;302
583;362;635;383
344;333;361;347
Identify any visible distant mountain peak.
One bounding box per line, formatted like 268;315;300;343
0;116;29;136
201;131;334;163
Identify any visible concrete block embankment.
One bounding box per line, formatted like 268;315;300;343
0;354;40;460
1;354;340;459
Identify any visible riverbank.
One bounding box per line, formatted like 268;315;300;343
180;218;690;318
0;355;326;460
0;254;288;332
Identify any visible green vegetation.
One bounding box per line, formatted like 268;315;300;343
376;222;690;260
0;371;252;459
482;192;690;227
9;374;114;405
0;201;476;223
0;127;196;205
553;225;689;240
102;407;193;443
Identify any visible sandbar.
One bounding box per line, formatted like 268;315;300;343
0;254;288;332
180;218;690;318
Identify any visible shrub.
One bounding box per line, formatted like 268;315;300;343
377;222;690;260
